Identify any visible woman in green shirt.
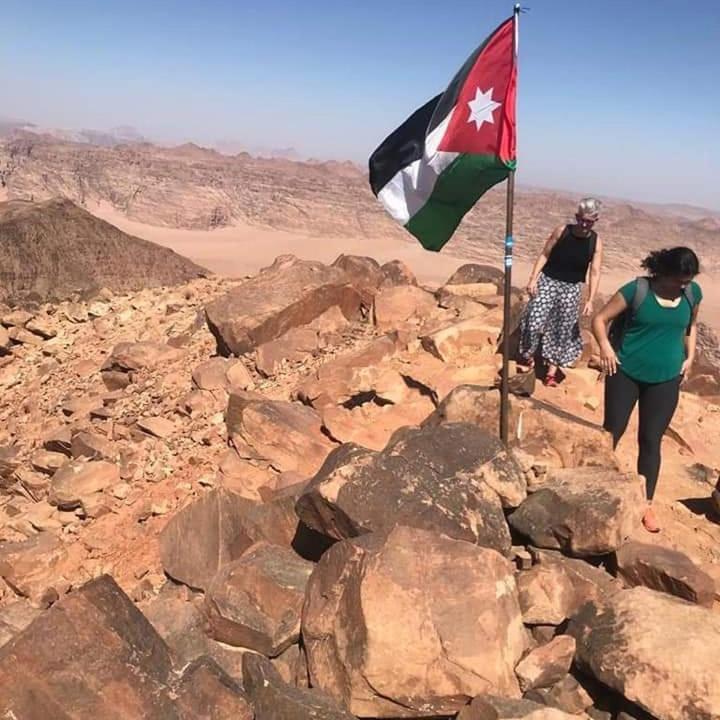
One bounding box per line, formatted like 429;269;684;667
592;247;701;533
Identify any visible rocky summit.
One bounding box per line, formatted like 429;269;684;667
0;252;718;720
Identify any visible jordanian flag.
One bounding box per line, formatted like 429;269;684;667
369;16;517;252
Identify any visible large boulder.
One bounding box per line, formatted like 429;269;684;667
296;423;525;556
379;259;417;287
509;468;645;556
446;263;505;289
332;254;382;294
243;652;357;720
0;575;178;719
204;542;314;656
421;315;500;363
159;488;300;591
372;285;438;332
569;587;720;720
226;393;335;476
102;341;182;372
302;525;529;717
424;385;617;469
614;541;715;607
205;256;363;356
514;635;576;692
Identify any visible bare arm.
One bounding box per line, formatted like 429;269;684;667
591;291;628;375
526;225;564;294
584;235;603;314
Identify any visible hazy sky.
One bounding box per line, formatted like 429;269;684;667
2;0;719;209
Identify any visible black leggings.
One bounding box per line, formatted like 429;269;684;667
603;370;680;501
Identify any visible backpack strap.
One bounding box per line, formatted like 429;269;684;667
630;277;649;317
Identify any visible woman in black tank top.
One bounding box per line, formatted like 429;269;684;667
518;198;604;386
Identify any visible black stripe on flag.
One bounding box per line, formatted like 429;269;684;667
368;94;440;197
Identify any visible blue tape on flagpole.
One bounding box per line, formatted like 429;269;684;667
504;235;513;268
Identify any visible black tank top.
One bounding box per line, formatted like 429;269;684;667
543;225;596;284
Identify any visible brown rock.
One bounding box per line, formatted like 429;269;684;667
515;636;576;692
0;445;21;483
0;575;179;719
379;259;417;287
70;431;119;462
372;284;437;331
457;695;585;719
8;326;44;346
446;263;504;289
48;459;120;509
26;316;57;339
517;564;576;626
296;423;523;556
1;309;33;327
509;468;645;556
103;341;183;372
137;416;176;439
0;533;68;601
226;393;335;476
256;326;319;377
60;394;104;417
192;357;254;391
30;450;68;475
205;256;363;356
614;541;715;607
243;652;357;720
425;386;617;469
0;326;10;354
298;334;401;409
421;314;498;362
272;643;310;688
525;675;594;716
43;426;73;455
174;657;253;720
332;253;382;294
0;601;42;648
303;526;529;717
569;587;720;720
159;487;300;591
204;542;313;655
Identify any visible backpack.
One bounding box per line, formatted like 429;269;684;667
608;277;697;351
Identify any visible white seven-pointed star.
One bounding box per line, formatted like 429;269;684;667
467;86;501;131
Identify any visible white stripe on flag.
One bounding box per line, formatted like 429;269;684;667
377;109;458;225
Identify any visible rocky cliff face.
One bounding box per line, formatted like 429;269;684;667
0;198;208;303
2;135;719;276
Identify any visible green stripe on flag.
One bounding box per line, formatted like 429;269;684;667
406;153;514;252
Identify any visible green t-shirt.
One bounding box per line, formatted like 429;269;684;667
617;279;702;384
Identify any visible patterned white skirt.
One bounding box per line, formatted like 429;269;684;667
518;272;583;367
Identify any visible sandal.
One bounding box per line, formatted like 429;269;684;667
543;373;558;388
516;357;535;374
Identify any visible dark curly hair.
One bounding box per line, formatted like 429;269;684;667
641;247;700;278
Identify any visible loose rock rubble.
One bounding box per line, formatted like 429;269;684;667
0;253;718;720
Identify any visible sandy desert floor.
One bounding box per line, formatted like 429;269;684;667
93;203;720;333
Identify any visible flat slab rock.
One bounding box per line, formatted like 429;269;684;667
296;422;527;557
302;525;529;718
509;468;645;556
568;586;720;720
614;540;716;607
205;256;363;356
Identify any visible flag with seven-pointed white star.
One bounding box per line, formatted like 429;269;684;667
369;15;517;251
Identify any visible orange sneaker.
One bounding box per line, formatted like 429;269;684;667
642;507;661;533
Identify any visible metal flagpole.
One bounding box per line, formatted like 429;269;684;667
500;3;520;444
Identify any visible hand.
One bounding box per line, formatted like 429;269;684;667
582;301;593;317
600;342;621;376
526;278;538;297
680;358;693;382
